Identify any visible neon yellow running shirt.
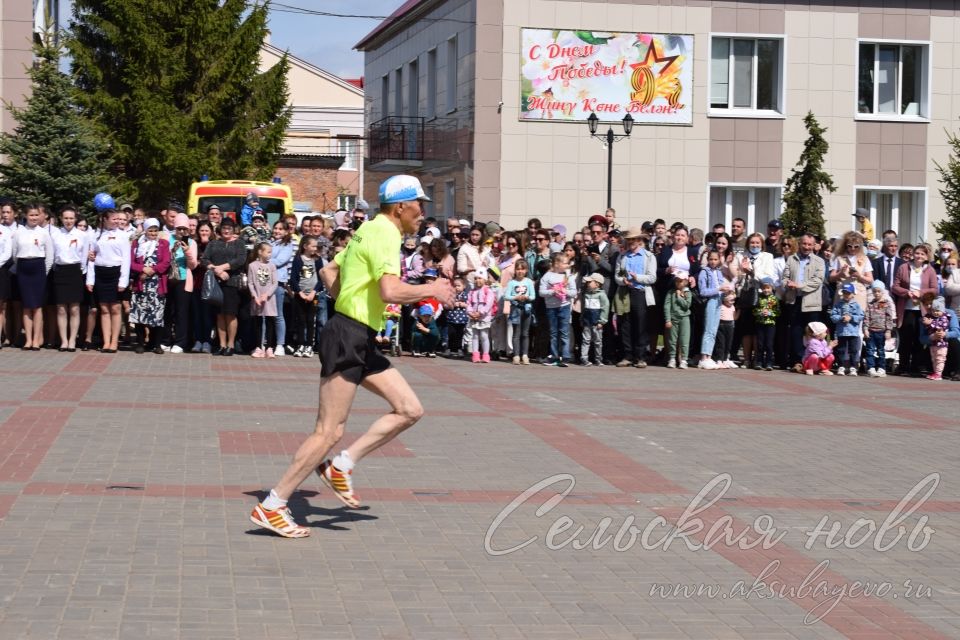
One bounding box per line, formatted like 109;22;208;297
333;214;401;330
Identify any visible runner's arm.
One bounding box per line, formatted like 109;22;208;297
380;273;453;306
320;259;340;298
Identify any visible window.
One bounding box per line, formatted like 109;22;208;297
337;194;357;211
446;36;458;113
408;59;419;118
710;36;784;115
857;42;929;119
393;67;403;117
426;48;437;119
380;75;389;120
423;184;435;218
444;180;456;216
708;185;781;234
856;189;926;243
337;139;357;171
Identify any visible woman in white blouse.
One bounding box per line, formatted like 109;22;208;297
12;204;54;350
735;233;776;368
51;207;88;351
86;209;131;353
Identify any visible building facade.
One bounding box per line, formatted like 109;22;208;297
357;0;960;242
0;0;37;137
259;43;364;213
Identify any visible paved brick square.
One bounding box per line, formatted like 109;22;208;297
0;349;957;639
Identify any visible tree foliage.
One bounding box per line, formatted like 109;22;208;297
66;0;291;209
934;127;960;243
780;112;837;240
0;31;113;219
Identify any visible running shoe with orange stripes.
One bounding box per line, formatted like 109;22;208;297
317;460;361;508
249;503;310;538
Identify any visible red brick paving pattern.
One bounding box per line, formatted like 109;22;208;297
218;430;414;457
0;406;74;481
0;350;956;639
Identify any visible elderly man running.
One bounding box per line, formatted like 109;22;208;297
250;175;455;538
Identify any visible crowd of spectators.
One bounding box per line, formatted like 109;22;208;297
1;198;958;380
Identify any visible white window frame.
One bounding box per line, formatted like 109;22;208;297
337;194;357;211
380;75;389;120
426;48;437;119
393;67;403;118
706;183;784;234
708;33;787;119
423;184;436;217
446;36;458;114
855;39;931;122
853;186;928;243
337;138;357;171
407;58;419;119
444;180;456;217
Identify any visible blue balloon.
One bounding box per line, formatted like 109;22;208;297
93;192;115;210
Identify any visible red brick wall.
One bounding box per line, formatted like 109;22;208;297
275;167;341;212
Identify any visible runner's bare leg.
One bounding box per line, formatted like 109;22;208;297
272;372;358;500
344;367;423;463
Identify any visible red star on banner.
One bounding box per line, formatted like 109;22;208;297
630;38;679;76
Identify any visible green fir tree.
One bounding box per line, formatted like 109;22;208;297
0;31;113;219
933;127;960;243
780;112;836;240
67;0;291;208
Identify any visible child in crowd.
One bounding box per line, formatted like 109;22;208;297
923;296;950;380
579;273;609;367
418;268;443;316
803;321;837;375
663;272;692;369
445;277;469;357
504;259;535;365
376;303;402;349
247;242;278;358
829;282;865;375
467;270;496;363
713;291;739;368
289;236;322;358
698;250;734;370
863;280;895;377
412;304;440;357
538;253;577;367
752;277;779;371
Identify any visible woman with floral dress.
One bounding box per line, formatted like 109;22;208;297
129;219;171;354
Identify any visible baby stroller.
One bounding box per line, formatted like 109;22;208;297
884;329;899;373
377;303;402;357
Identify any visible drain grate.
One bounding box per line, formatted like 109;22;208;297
106;485;144;491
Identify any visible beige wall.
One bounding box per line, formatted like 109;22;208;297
261;47;364;108
780;8;859;240
497;1;713;233
927;13;960;243
0;0;33;137
259;45;365;209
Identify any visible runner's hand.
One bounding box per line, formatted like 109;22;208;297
432;278;456;307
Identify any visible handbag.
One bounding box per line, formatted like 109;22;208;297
200;269;223;306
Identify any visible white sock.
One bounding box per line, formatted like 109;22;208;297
332;450;354;472
262;489;286;510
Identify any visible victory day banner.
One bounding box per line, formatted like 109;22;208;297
520;29;693;125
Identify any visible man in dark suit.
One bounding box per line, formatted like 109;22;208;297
873;236;904;301
585;220;619;362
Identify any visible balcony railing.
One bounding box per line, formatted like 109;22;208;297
368;116;425;166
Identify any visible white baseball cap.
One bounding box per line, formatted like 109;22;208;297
378;175;431;204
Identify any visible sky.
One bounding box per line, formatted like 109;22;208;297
266;0;408;79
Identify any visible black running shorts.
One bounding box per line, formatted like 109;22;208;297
318;313;391;384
